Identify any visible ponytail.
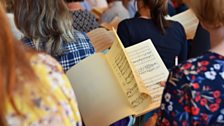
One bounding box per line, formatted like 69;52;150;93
143;0;170;33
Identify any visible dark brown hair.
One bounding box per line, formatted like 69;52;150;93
0;0;14;12
5;0;14;12
142;0;170;33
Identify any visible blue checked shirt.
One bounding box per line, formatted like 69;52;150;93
22;30;95;71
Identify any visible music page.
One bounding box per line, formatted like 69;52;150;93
67;53;133;126
106;31;152;114
126;39;169;110
87;28;115;52
168;9;199;39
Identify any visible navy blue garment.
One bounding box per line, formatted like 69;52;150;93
175;4;188;14
157;51;224;125
188;23;211;58
168;2;176;16
117;18;188;69
111;117;131;126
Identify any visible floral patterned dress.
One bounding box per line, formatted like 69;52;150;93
5;53;82;126
157;51;224;126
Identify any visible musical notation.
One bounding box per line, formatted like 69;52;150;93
106;37;149;109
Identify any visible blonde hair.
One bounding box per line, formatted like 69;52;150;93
189;0;224;28
14;0;74;57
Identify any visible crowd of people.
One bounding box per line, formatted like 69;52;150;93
0;0;223;125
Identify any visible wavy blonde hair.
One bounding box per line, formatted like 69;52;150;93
14;0;74;57
188;0;224;28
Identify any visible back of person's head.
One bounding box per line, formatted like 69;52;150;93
0;4;36;126
188;0;224;28
174;0;185;6
14;0;74;57
139;0;169;33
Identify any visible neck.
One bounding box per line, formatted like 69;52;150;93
67;2;84;11
138;7;151;19
209;26;224;56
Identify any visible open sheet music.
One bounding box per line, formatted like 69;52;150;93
87;28;115;52
168;9;199;39
100;16;121;30
67;30;169;126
